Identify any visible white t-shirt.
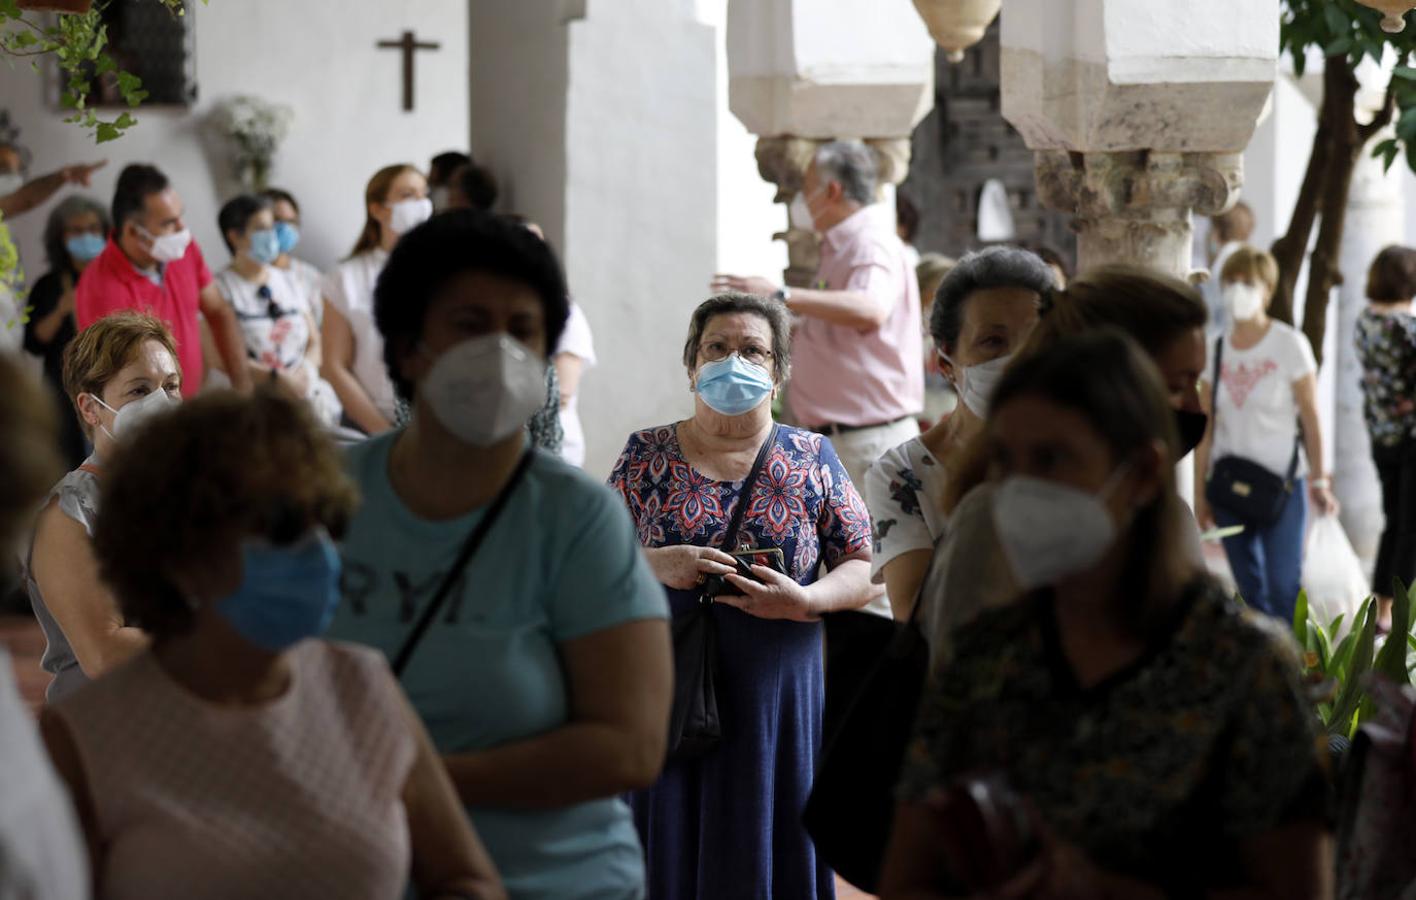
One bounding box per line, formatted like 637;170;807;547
323;249;396;423
864;435;951;585
555;302;597;467
281;256;327;326
0;648;90;900
1207;320;1316;480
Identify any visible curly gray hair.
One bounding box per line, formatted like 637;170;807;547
930;245;1056;353
682;292;792;386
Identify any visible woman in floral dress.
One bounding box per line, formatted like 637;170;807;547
1357;245;1416;630
609;292;874;900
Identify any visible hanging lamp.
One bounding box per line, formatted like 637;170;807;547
911;0;1003;63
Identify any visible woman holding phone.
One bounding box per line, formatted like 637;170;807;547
608;291;875;900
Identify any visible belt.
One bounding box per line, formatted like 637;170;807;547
809;416;912;437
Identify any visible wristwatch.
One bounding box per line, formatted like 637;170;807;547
771;286;792;305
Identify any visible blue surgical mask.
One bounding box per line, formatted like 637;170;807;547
215;529;342;653
66;233;106;263
695;354;774;416
247;229;281;265
274;221;300;255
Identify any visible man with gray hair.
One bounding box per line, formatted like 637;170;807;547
714;140;924;504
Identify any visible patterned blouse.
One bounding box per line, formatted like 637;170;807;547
608;423;870;575
898;580;1328;893
1356;307;1416;448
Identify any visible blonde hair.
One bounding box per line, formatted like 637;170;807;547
1220;244;1280;295
62;313;180;438
350;163;420;257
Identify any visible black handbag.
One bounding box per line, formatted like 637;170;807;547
665;424;779;763
803;582;930;893
1203;336;1301;528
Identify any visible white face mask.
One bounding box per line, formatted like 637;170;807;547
992;466;1129;592
92;388;178;442
948;353;1012;419
389;197;434;236
421;334;546;447
1223;282;1265;322
138;226;192;264
789;188;825;233
0;173;23;197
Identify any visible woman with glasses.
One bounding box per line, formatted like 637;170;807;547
608;292;875;900
214;194;341;426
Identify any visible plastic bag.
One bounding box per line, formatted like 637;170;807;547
1302;515;1369;639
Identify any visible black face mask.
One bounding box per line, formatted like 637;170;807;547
1175;408;1209;459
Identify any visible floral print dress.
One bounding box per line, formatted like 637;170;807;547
897;580;1329;894
1356;307;1416;449
609;423;871;900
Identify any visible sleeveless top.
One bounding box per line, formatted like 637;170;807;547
322;249;396;424
50;640;417;900
25;458;102;702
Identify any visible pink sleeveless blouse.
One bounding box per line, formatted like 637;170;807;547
52;640;417;900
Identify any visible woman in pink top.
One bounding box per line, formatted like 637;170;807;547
39;389;503;900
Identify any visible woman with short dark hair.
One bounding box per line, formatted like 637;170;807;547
325;210;671;899
39;388;504;900
609;290;874;900
214;193;341;426
24;193;110;468
866;246;1052;617
1357;244;1416;630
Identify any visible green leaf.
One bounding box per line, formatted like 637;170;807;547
1394;65;1416;81
1325;2;1350;37
94;122;122;143
1326;35;1354;56
1328;598;1377;735
1329;613;1347;639
1293;589;1310;648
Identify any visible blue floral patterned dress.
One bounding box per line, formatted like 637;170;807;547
609;423;872;900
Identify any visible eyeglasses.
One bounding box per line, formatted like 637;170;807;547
699;340;773;367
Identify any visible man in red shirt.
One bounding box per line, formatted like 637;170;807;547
76;164;251;397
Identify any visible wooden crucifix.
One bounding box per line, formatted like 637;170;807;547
376;30;441;112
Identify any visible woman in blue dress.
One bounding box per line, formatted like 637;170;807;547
609;292;875;900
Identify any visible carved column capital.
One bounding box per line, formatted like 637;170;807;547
865;137;913;193
1033;150;1244;277
755;137;822;202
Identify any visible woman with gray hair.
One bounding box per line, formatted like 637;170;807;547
865;245;1053;616
24;193;111;468
608;291;874;899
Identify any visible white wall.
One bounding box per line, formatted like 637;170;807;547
3;0;469;280
472;0;722;479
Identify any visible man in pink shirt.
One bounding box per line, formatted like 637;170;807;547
714;140;923;492
76;163;251;397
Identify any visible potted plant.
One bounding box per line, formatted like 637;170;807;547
212;95;294;192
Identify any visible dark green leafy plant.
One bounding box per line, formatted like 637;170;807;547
1273;0;1416;364
1295;577;1416;738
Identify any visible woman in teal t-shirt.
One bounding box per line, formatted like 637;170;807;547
326;211;672;899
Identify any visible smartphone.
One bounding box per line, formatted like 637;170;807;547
730;548;787;582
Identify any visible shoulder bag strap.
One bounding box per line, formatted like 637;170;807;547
718;424;780;554
1210;335;1223;430
391;450;536;676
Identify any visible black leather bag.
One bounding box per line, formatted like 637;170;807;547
665;424;778;764
1203;337;1300;528
804;587;930;893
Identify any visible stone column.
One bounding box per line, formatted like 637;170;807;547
1000;0;1280;278
726;0;935;285
1034;150;1244;280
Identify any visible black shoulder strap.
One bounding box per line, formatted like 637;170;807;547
1210;335;1223;427
392;451;535;677
719;424;779;553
